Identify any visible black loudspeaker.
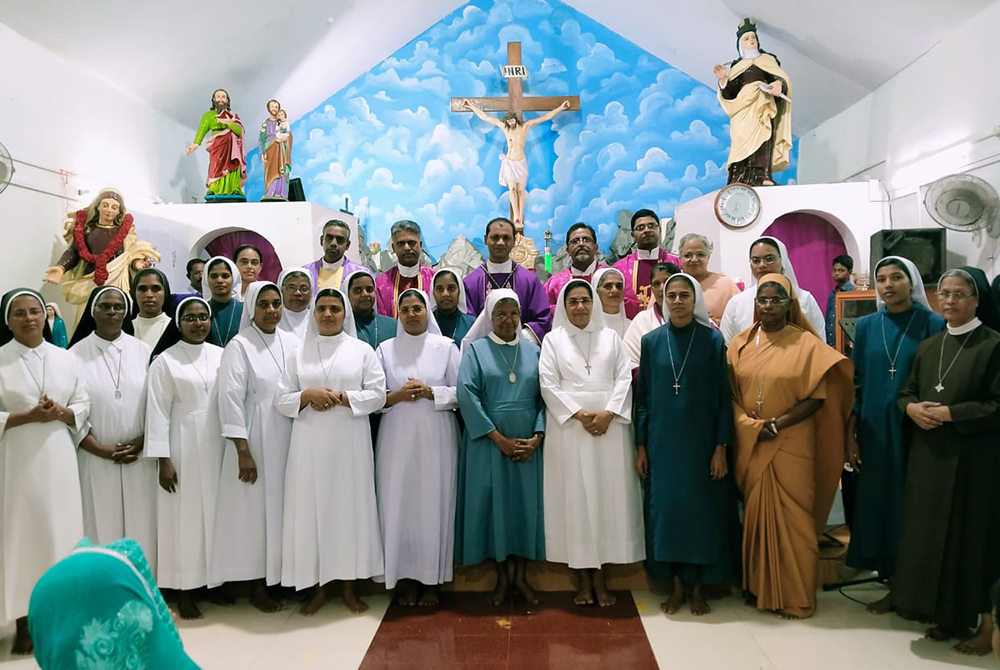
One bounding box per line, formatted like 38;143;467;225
289;178;306;202
870;228;946;283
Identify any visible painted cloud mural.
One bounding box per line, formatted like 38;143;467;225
245;0;797;259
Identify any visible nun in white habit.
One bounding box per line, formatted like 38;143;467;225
145;296;225;620
374;288;461;606
212;281;299;611
0;288;88;653
718;236;825;344
276;287;386;616
592;267;631;339
71;286;157;572
276;268;313;343
540;278;644;607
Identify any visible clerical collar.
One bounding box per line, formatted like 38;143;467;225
321;257;345;271
397;263;420;278
486;259;514;274
95;332;125;349
571;260;597;277
947;317;982;336
488;331;518;346
636;248;659;261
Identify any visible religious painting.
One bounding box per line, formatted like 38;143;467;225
244;0;797;261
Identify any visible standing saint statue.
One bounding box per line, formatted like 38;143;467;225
714;19;792;186
185;88;247;202
259;99;293;201
43;188;159;328
462;98;570;233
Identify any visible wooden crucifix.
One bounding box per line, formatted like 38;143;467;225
452;41;580;234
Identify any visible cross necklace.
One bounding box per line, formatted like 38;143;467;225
880;310;917;379
493;339;520;383
666;324;696;395
20;352;46;402
571;331;595;375
100;343;124;399
935;330;975;393
180;346;211;393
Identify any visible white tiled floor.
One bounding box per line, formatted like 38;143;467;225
2;587;996;669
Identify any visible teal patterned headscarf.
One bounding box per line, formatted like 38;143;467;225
28;537;200;669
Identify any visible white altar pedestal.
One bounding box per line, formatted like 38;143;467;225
673;181;889;283
129;201;361;289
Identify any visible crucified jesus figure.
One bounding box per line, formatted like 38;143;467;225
462;98;571;233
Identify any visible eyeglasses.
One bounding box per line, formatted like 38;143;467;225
633;223;659;233
936;290;974;301
493;312;519;322
754;297;788;306
180;314;211;323
566;298;593;307
682;251;708;260
95;303;127;313
567;236;595;247
750;255;779;266
283;284;311;295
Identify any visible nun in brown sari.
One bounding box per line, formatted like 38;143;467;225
727;273;853;618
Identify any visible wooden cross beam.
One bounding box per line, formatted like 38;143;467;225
450;42;581;115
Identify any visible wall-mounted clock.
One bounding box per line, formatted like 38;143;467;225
714;183;761;229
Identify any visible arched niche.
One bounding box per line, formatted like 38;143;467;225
763;210;856;300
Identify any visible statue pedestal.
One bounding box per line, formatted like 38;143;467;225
673;181;889;285
129;201;361;289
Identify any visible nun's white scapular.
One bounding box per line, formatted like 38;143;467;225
539;280;645;568
276;288;386;589
212;281;301;586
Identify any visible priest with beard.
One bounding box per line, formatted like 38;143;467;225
464;217;551;343
543;223;608;313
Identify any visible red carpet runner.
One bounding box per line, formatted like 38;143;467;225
359;591;658;669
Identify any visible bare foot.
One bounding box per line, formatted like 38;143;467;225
488;568;510;607
513;577;541;606
300;586;328;617
865;592;894;615
574;586;595;605
690;585;711;616
592;570;616;607
250;584;286;614
12;618;32;655
925;626;951;642
343;582;369;614
660;589;685;615
177;592;203;620
954;625;992;656
778;611;802;620
418;586;440;607
397;581;419;607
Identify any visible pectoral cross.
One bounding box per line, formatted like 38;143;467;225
755;397;764;414
673;380;681;395
889;365;897;379
934;382;944;393
584;362;592;375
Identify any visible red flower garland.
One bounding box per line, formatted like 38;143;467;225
73;209;133;285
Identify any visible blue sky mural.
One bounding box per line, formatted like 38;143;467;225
245;0;797;259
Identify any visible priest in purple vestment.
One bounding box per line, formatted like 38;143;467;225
613;209;681;319
463;217;551;343
302;219;368;292
543;223;608;314
375;220;436;317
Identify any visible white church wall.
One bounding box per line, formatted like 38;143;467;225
673;182;888;286
0;21;204;305
797;0;1000;276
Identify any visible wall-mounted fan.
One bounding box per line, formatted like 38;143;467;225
0;141;13;196
923;173;1000;238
